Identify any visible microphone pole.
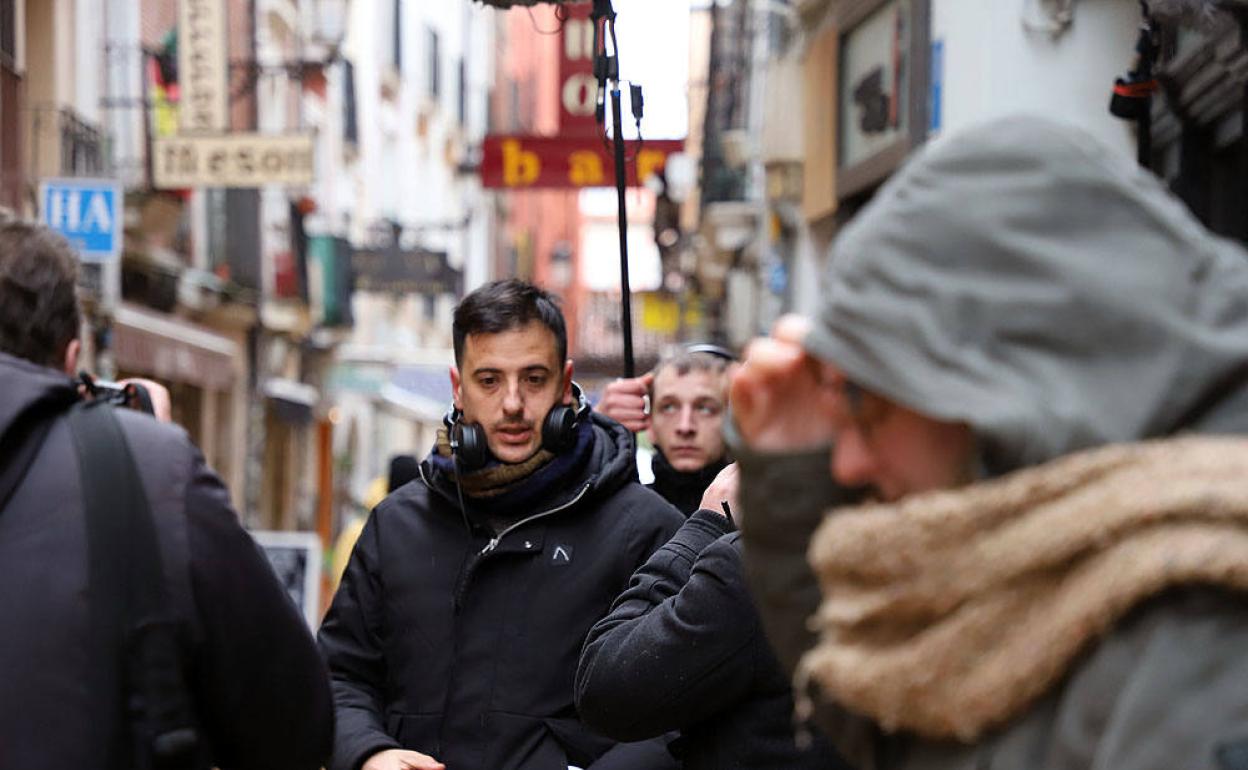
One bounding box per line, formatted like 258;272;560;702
610;85;635;378
592;0;635;378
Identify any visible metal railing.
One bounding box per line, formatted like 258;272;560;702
28;103;110;178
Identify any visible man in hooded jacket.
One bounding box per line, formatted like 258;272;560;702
319;280;685;770
729;116;1248;770
0;220;333;770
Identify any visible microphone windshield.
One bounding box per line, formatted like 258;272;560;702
471;0;582;7
1149;0;1245;30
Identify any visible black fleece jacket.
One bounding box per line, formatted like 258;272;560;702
575;509;849;770
319;413;685;770
0;352;332;770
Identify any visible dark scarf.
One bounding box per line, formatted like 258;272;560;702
650;449;730;515
429;419;596;532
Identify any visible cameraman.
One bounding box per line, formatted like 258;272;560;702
0;221;332;769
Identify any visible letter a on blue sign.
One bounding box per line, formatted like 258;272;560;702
39;179;123;263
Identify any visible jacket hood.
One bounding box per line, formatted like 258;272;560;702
421;411;638;511
0;351;78;444
804;115;1248;474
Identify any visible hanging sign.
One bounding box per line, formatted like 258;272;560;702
481;136;683;189
153;134;315;188
179;0;230;133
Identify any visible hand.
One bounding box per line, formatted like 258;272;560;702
700;462;740;522
362;748;446;770
119;378;173;423
598;373;654;433
729;315;841;453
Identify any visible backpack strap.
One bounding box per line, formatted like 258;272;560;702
67;401;204;770
0;394;72;512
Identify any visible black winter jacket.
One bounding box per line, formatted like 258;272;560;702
319;413;686;770
575;509;848;770
647;451;728;515
0;352;333;770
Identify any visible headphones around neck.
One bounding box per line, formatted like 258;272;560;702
684;342;736;362
444;381;591;471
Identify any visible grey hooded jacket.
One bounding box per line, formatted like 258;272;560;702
736;116;1248;770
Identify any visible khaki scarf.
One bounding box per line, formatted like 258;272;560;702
436;426;555;498
798;436;1248;743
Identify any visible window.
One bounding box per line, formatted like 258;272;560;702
343;60;358;145
392;0;403;72
426;27;441;100
457;58;467;127
0;0;14;64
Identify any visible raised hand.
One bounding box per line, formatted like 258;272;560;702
729;315;843;453
598;372;655;433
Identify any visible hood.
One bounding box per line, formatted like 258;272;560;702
0;351;78;444
804;115;1248;474
421;411;638;511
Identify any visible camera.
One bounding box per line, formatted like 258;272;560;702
78;372;156;416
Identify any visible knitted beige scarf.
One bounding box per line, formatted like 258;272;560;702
797;436;1248;743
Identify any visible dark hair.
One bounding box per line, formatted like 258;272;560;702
387;454;419;492
653;348;733;381
0;220;81;368
453;279;567;366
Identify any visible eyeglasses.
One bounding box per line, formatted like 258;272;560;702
826;378;891;441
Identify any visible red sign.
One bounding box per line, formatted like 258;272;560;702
560;5;600;137
481;136;684;189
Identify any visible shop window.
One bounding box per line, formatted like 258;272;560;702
0;0;14;64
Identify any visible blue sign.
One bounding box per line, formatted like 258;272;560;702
39;178;123;263
929;40;944;135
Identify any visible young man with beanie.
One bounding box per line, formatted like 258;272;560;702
732;116;1248;770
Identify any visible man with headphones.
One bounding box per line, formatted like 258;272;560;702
319;280;685;770
597;344;736;514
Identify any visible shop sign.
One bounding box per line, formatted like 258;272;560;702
639;292;703;335
251;531;322;629
559;4;600;137
153;134;315;188
840;0;910;169
481;136;683;189
39;178;123;263
350;223;463;295
179;0;229;133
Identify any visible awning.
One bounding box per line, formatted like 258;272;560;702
381;364;453;423
112;302;239;390
264;378;319;425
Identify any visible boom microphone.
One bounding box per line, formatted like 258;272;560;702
1149;0;1248;29
471;0;585;7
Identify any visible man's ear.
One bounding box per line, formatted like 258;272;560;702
562;360;574;404
62;338;81;377
449;365;463;410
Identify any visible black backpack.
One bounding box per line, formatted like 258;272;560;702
0;398;207;770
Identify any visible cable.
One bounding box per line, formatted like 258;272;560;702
452;452;472;535
525;5;565;35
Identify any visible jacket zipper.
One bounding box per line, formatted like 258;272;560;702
479;482;592;555
438;480;592;750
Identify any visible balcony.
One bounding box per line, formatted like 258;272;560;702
28;104;108;180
